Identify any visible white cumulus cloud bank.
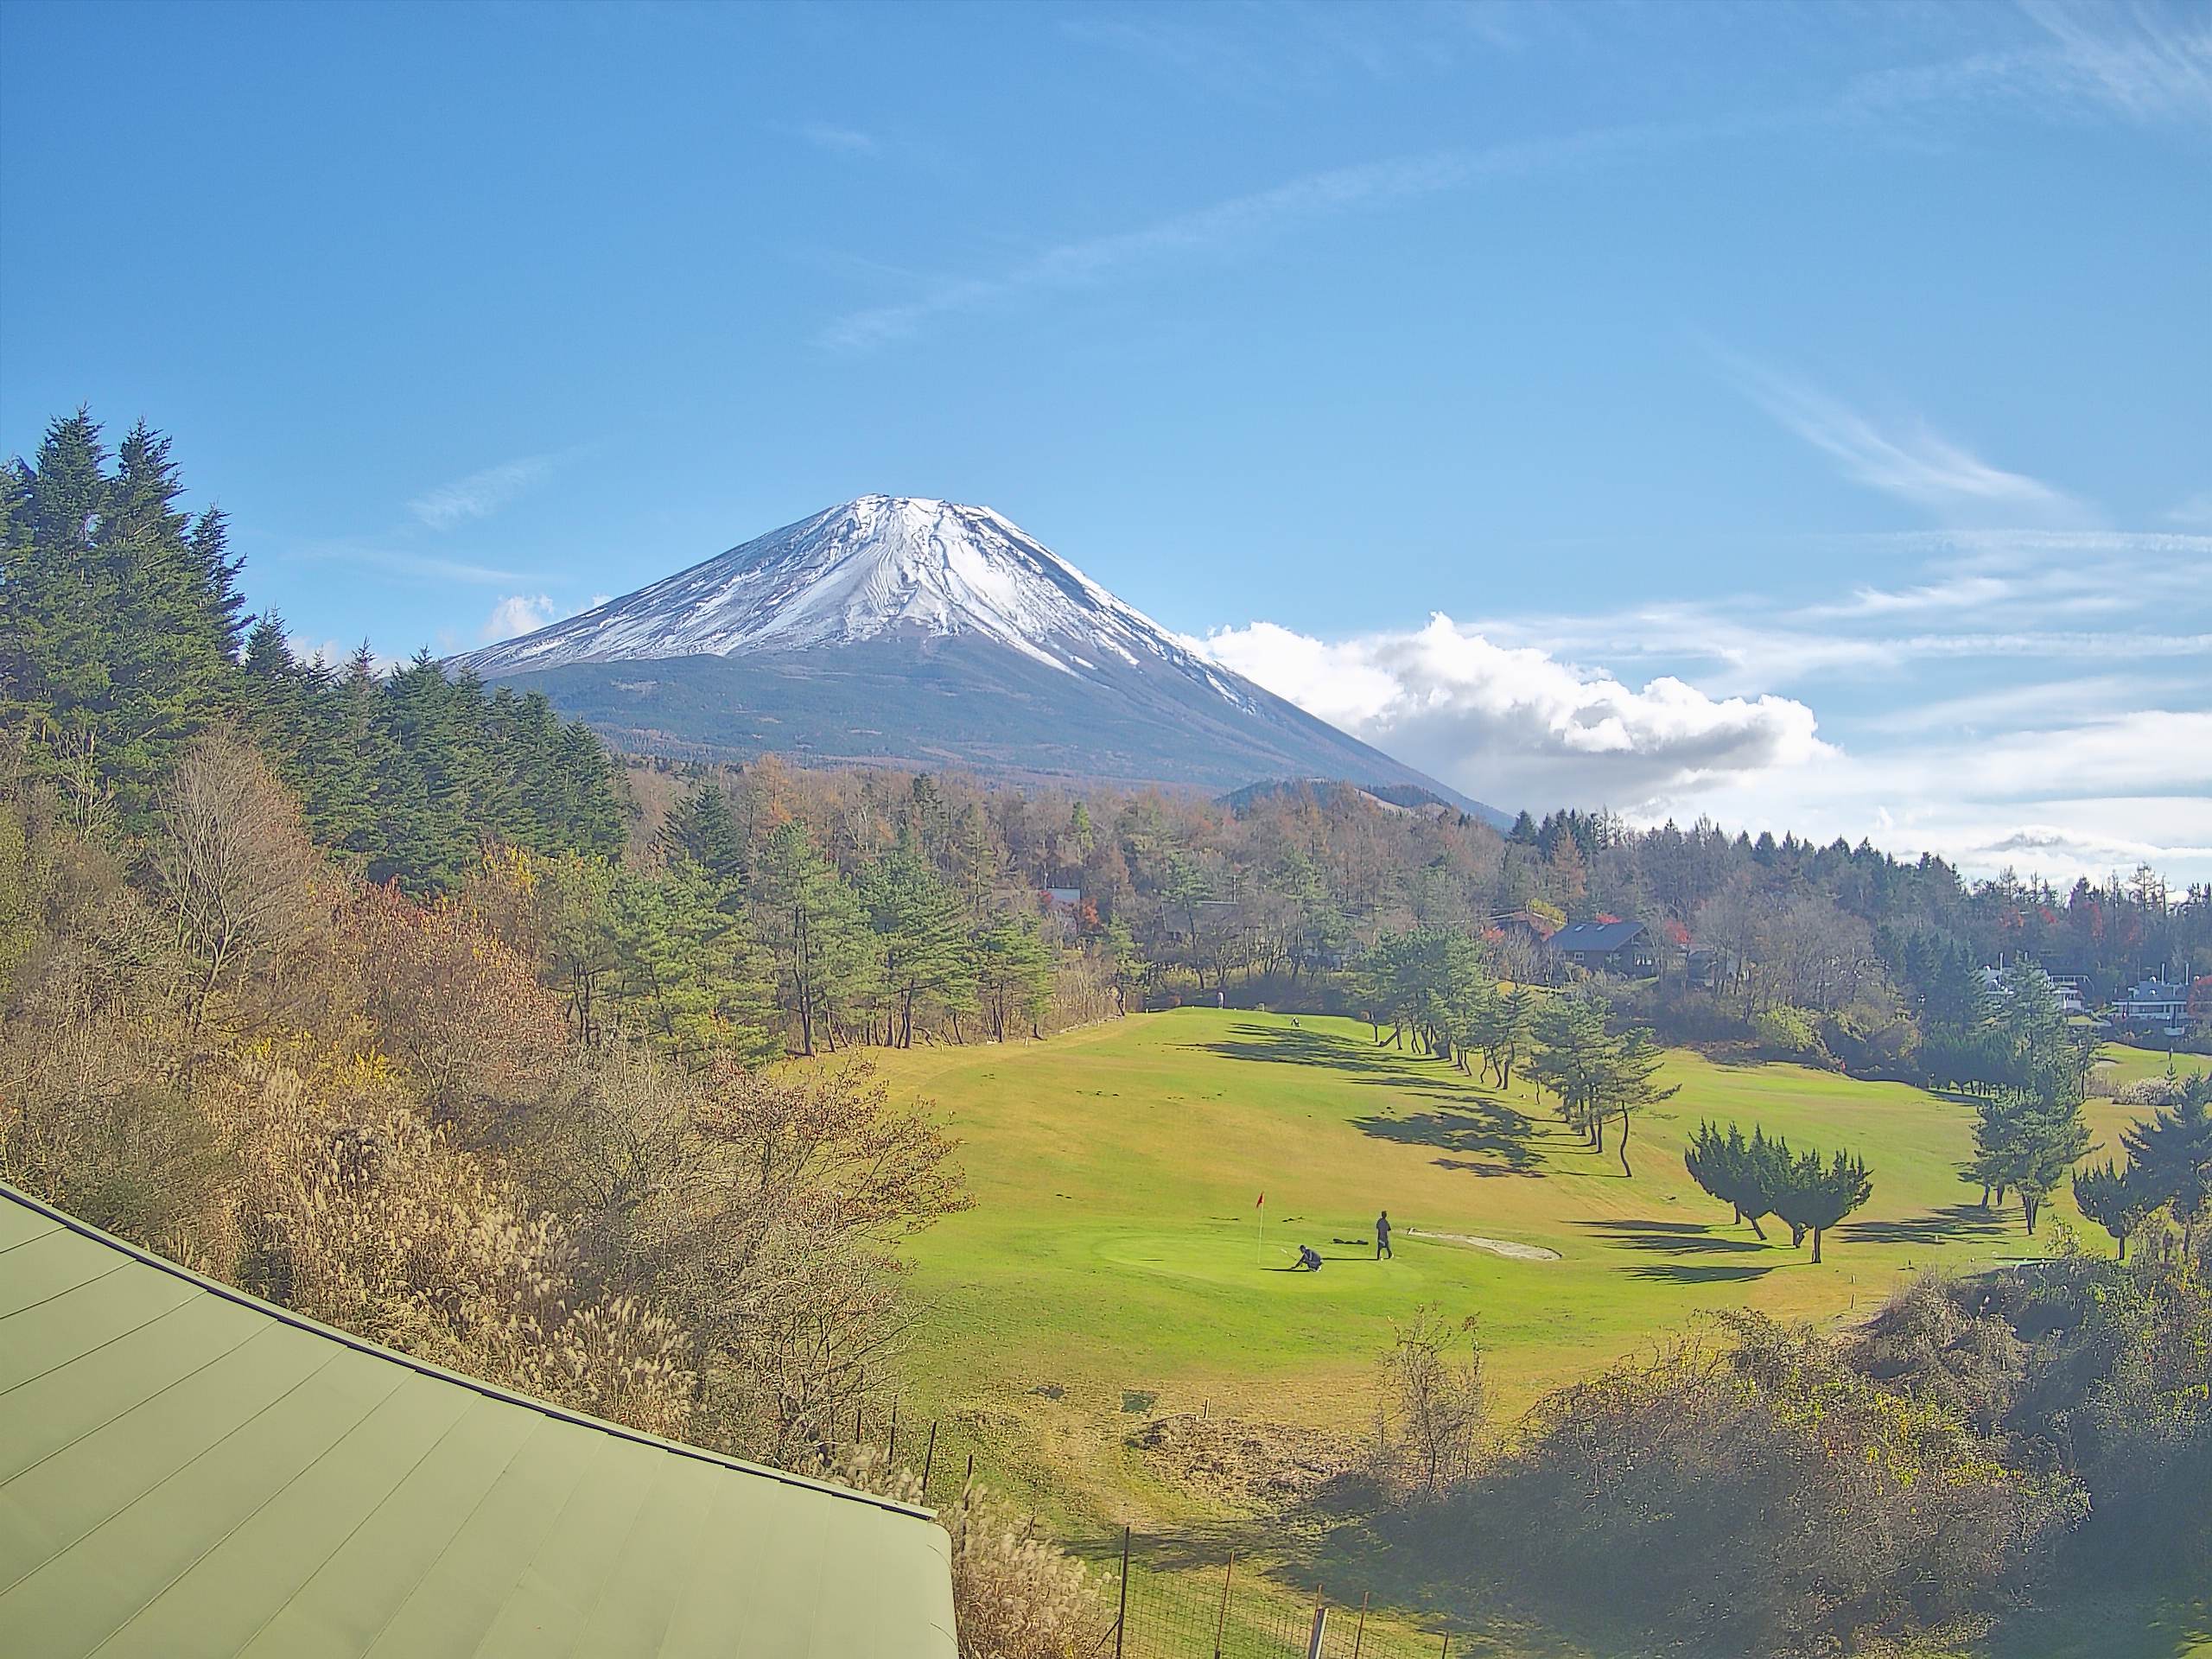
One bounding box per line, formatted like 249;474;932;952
480;594;559;645
1199;614;1830;810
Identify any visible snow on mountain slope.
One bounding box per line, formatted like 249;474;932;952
455;497;1508;823
463;495;1249;704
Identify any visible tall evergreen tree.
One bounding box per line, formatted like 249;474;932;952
753;820;873;1056
2121;1079;2212;1248
858;844;974;1047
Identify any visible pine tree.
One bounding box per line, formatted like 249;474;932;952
607;863;779;1063
2;412;243;828
660;779;747;881
2121;1079;2212;1247
1601;1027;1679;1177
1769;1145;1872;1262
2072;1159;2151;1261
753;821;873;1056
859;844;974;1046
974;913;1054;1041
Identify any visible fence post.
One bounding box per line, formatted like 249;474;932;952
1113;1528;1131;1659
1212;1554;1234;1659
922;1421;938;1489
1351;1592;1367;1659
1304;1600;1327;1659
887;1399;898;1461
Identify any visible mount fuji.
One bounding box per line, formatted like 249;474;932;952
456;496;1505;822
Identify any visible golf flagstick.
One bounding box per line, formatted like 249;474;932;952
1255;1192;1264;1266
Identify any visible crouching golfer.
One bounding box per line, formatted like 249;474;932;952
1376;1210;1394;1259
1294;1243;1324;1271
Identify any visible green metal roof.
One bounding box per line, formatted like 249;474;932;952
0;1181;957;1659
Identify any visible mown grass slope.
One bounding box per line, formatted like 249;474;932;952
861;1010;2199;1657
873;1011;2150;1486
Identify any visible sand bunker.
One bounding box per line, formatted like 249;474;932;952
1404;1228;1561;1262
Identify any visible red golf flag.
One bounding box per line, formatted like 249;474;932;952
1255;1192;1264;1208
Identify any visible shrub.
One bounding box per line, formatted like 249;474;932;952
1455;1313;2082;1653
1751;1004;1826;1062
1369;1304;1487;1497
2116;1073;2190;1108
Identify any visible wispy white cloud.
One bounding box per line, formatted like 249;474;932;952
1060;1;1526;99
2168;489;2212;526
291;538;554;587
410;454;562;531
2017;0;2212;124
1716;352;2086;523
1844;1;2212;128
818;116;1716;350
791;120;879;155
816;3;2205;356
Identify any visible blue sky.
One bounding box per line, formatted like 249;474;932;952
3;0;2207;878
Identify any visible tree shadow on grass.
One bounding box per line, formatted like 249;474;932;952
1624;1262;1777;1283
1351;1108;1541;1176
1841;1203;2011;1247
1573;1218;1782;1282
1121;1510;1597;1658
1191;1023;1492;1104
1573;1218;1770;1254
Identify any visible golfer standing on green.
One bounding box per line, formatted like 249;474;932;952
1376;1210;1393;1260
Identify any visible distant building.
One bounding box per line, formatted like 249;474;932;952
1978;962;2090;1016
1551;919;1656;977
2113;977;2190;1032
1040;887;1083;918
2047;974;2092;1016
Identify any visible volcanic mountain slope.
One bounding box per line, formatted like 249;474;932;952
457;496;1507;823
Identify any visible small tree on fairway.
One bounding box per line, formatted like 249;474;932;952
1686;1121;1738;1221
1602;1027;1679;1178
1101;918;1147;1016
1685;1121;1786;1241
2072;1159;2152;1261
2012;1094;2094;1236
1769;1146;1873;1262
1530;992;1613;1152
2120;1078;2212;1248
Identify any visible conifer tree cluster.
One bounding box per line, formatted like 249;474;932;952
2074;1074;2212;1258
2;410;622;888
1685;1120;1874;1262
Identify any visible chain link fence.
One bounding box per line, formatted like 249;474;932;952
849;1408;1456;1659
1096;1533;1454;1659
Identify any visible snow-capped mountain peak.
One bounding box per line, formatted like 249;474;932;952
454;495;1503;822
461;495;1241;696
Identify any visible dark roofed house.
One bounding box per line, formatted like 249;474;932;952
1552;919;1656;977
0;1179;958;1659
